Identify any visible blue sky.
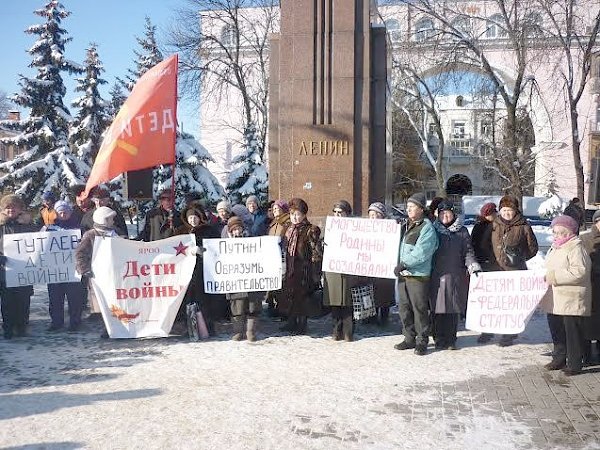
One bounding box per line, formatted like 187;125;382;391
0;0;200;136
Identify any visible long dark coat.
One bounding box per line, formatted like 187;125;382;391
430;219;479;314
491;213;538;271
470;217;497;271
0;212;37;287
581;227;600;340
281;220;321;316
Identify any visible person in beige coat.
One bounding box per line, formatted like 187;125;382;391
540;214;591;376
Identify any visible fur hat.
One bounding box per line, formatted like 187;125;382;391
245;195;259;207
333;200;352;215
480;202;497;217
216;200;231;212
273;199;289;213
592;210;600;224
368;202;386;218
407;192;427;211
550;214;579;236
0;194;25;210
54;200;73;214
499;195;519;211
92;206;116;226
289;198;309;215
227;215;244;231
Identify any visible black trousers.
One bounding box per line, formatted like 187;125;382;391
331;306;353;338
48;282;85;328
434;313;459;346
547;313;585;371
1;286;32;337
398;277;430;346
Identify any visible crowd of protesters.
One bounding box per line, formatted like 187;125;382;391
1;187;600;376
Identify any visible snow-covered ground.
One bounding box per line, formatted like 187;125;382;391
0;287;574;450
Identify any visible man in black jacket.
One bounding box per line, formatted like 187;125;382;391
139;188;182;242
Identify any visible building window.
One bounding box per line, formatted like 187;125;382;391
486;14;507;39
451;16;471;39
385;19;401;43
428;122;437;135
221;24;235;47
414;18;434;42
452;121;466;139
456;95;464;107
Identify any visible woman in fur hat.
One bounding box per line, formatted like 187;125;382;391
488;194;538;347
540;214;591;375
174;202;220;336
280;198;322;334
0;194;37;339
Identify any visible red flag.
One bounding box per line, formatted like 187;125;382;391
84;54;178;196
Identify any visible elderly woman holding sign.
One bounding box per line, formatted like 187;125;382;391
323;200;358;341
540;214;591;376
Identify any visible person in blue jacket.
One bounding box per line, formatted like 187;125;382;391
394;192;439;356
245;195;268;236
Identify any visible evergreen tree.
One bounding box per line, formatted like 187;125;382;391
107;82;127;119
0;1;84;203
69;43;110;168
226;124;268;205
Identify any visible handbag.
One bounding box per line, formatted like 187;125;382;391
502;234;524;267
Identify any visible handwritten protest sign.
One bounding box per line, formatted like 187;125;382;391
203;236;282;294
465;269;548;334
90;235;196;338
322;216;400;279
4;230;81;287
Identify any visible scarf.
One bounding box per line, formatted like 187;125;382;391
285;219;307;277
552;234;575;249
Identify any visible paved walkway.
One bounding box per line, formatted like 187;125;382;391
1;289;600;449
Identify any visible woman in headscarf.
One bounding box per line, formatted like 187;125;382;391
280;198;322;335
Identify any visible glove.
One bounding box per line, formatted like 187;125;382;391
394;262;407;277
190;246;206;256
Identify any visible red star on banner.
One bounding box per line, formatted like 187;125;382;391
174;241;188;256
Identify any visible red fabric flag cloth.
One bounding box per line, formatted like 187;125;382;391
84;54;178;196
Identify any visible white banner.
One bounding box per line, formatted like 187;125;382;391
4;230;81;287
466;269;548;334
203;236;282;294
322;216;400;279
91;235;197;338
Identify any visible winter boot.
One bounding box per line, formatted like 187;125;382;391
246;317;258;342
295;316;308;335
231;316;245;341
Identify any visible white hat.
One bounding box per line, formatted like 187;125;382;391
216;200;231;212
93;206;116;226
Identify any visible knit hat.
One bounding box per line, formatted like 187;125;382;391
499;195;519;211
273;199;289;213
227;215;244;231
0;194;25;210
368;202;386;218
550;214;579;236
593;210;600;224
407;192;427;211
42;191;56;202
436;200;454;214
92;206;116;226
289;197;309;215
245;195;259;207
216;200;231;212
333;200;352;215
480;202;497;217
54;200;73;214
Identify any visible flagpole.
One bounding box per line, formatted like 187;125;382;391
170;54;179;208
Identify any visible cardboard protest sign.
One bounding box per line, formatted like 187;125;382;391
4;230;81;287
322;216;400;279
203;236;282;294
90;235;196;338
466;269;548;334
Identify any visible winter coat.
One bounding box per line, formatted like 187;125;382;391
281;220;322;316
0;211;37;288
539;237;591;317
398;217;438;277
470;217;496;271
139;206;182;242
579;228;600;338
80;205;128;238
249;209;269;237
490;213;538;271
430;218;481;314
75;228;118;276
174;209;220;304
268;212;291;238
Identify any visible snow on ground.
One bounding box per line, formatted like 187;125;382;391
0;287;568;450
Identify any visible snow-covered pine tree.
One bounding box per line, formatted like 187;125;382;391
543;167;559;197
107;82;127;119
68;43;110;169
156;132;226;209
226;124;268;205
0;1;85;203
